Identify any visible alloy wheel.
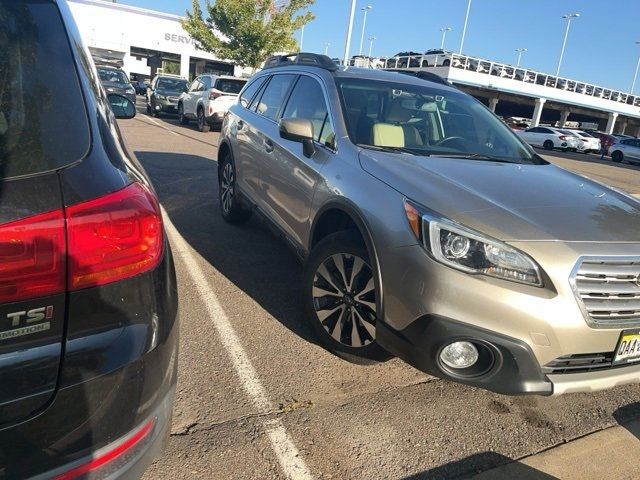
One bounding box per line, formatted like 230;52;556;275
220;162;235;214
312;253;377;348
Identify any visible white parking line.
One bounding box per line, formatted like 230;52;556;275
161;207;314;480
139;113;179;136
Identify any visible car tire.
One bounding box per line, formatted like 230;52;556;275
146;103;152;115
197;108;210;133
543;140;554;150
218;153;251;224
611;150;624;163
178;104;189;125
303;231;391;364
443;59;451;66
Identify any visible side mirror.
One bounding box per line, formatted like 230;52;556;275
107;93;136;119
279;118;316;157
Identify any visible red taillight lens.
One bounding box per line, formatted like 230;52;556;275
0;210;66;303
209;89;222;100
54;418;156;480
559;135;567;140
67;183;163;291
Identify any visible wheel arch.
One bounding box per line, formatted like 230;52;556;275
309;199;384;317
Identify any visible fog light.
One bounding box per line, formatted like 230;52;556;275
440;341;479;369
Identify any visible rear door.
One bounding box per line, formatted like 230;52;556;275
627;140;640;162
183;78;201;116
0;0;91;426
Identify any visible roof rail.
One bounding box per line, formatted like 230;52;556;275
385;69;453;87
263;53;338;72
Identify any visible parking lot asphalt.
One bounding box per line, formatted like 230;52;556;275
123;102;640;480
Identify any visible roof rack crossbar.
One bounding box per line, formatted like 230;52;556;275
263;52;338;72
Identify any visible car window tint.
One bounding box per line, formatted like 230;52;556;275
282;76;334;146
97;68;129;85
189;79;200;92
157;78;189;92
254;74;296;121
215;78;246;94
201;77;212;90
0;0;90;179
239;76;267;108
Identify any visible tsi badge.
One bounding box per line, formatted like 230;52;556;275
1;306;53;341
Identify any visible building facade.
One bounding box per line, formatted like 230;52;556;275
68;0;246;81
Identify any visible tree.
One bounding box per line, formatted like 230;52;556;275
183;0;315;69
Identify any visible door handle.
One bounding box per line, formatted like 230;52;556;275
263;138;274;153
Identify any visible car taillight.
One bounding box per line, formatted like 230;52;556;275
0;210;66;303
559;135;567;140
66;183;163;291
53;418;156;480
209;89;222;100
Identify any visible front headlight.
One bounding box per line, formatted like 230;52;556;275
404;200;543;287
125;86;135;94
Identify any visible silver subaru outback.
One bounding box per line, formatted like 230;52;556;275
218;53;640;396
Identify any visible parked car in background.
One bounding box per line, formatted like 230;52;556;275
422;49;453;67
0;1;178;478
147;74;189;116
218;53;640;396
133;80;149;96
96;65;136;105
566;130;601;154
516;126;580;151
178;75;247;132
609;138;640;164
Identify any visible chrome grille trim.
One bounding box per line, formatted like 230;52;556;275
570;256;640;328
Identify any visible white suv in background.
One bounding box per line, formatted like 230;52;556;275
609;138;640;164
178;74;247;132
516;126;580;152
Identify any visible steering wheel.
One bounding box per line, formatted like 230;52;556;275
433;136;467;148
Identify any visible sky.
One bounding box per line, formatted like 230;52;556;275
119;0;640;93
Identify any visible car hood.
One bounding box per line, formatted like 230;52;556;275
359;150;640;242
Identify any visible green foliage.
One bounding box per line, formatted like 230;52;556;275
183;0;315;69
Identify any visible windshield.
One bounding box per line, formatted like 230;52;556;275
215;78;246;94
337;77;541;164
157;78;189;92
97;67;129;85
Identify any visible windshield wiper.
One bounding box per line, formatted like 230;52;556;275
357;144;419;156
430;153;522;164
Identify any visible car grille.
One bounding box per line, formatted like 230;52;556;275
543;352;614;374
168;96;179;103
571;258;640;327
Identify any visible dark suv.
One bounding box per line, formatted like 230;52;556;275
146;74;189;116
0;1;178;478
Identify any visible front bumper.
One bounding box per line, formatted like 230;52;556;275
377;242;640;396
155;98;179;113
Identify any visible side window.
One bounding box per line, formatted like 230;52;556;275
240;76;267;108
201;77;212;90
282;76;334;147
189;79;201;92
539;128;552;134
254;74;297;121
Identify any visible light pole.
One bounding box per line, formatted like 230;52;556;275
324;42;331;56
556;13;579;76
358;5;372;55
459;0;472;54
343;0;357;66
515;48;527;67
368;36;377;58
440;27;452;49
299;24;305;51
631;41;640;94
